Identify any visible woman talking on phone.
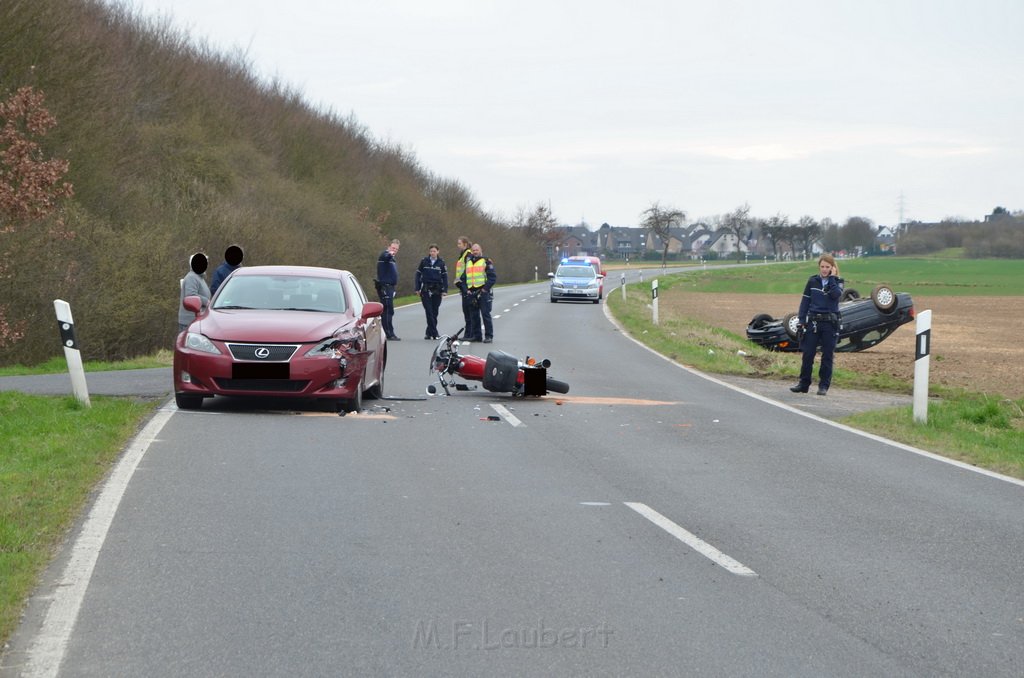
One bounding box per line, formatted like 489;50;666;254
790;253;844;396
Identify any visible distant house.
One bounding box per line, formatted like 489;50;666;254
703;230;749;257
874;226;896;253
594;223;647;259
646;226;689;256
563;225;601;256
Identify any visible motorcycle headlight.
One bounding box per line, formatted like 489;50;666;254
185;332;221;355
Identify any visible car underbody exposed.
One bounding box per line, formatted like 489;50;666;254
745;285;915;353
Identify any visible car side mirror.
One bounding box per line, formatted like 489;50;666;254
362;301;384;320
183;295;203;313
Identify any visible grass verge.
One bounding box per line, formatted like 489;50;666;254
0;393;158;645
608;285;1024;479
0;350;173;377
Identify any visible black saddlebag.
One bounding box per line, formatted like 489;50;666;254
483;351;518;393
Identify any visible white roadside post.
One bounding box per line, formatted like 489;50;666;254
652;279;659;325
534;265;538;282
913;310;932;423
54;299;91;407
620;272;626;301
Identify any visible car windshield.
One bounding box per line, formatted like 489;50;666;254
213;275;346;313
556;265;596;280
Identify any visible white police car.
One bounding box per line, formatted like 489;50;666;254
548;263;602;303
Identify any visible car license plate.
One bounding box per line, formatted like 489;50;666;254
232;362;289;379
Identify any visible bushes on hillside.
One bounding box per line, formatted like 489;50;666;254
0;0;545;364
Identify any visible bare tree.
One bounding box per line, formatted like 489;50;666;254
790;216;821;258
819;217;840;252
718;204;752;261
840;216;875;253
513;202;565;271
640;202;685;268
761;213;790;259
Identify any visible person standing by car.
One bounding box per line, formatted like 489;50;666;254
790;254;844;396
178;252;211;332
415;244;448;340
453;236;472;331
375;239;401;340
210;244;244;295
461;243;496;343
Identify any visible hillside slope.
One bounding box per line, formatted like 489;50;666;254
0;0;542;363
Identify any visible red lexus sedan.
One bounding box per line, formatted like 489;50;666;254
174;265;386;412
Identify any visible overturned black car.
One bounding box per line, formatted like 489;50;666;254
746;284;915;353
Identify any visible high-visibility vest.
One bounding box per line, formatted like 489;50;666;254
465;257;487;288
455;248;471;281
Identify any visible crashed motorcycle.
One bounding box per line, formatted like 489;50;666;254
427;328;570;397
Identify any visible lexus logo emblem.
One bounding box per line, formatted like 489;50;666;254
254;347;271;359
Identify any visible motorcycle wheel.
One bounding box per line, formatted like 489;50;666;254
545;377;570;394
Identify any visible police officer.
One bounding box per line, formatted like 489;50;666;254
790;253;844;396
460;243;496;343
453;236;472;331
375;239;401;340
415;244;448;340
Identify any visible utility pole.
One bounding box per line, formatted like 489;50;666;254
897;192;907;234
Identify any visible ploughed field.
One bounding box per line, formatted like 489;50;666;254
660;293;1024;400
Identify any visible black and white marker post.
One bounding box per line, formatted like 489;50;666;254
913;309;932;423
54;299;91;407
620;272;627;302
652;278;659;325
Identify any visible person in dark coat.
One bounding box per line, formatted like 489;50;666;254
790;253;844;396
210;244;244;294
415;244;448;340
375;239;401;340
460;243;496;343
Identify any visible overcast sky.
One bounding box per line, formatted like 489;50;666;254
122;0;1022;229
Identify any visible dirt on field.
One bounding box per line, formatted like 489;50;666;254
660;293;1024;400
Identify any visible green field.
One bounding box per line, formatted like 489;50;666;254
667;257;1024;296
608;253;1024;480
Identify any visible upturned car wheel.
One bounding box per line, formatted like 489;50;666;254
840;288;861;302
871;284;897;312
783;312;801;339
749;313;773;329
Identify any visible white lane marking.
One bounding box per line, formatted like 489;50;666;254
490;403;523;427
503;308;512;312
580;502;611;506
624;502;757;577
602;303;1024;489
24;404;176;678
513;303;520;307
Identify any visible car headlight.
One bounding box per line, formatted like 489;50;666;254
185;332;221;355
305;337;360;358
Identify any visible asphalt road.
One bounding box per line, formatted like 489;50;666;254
3;277;1022;677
